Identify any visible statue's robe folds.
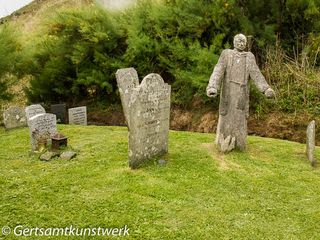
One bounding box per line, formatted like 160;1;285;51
207;49;271;152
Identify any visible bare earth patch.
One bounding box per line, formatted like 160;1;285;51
201;142;238;170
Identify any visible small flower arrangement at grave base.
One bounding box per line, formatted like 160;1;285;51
31;129;51;152
37;138;47;152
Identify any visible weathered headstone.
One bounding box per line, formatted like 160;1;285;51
116;68;171;168
25;104;46;124
3;106;27;129
50;103;67;124
28;113;57;151
306;120;317;167
116;68;139;127
68;106;87;125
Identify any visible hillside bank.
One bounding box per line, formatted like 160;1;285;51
86;105;320;145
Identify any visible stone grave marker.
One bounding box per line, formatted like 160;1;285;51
116;68;171;168
68;106;87;125
306;120;317;167
50;103;67;124
3;106;27;129
25;104;46;124
28;113;57;151
115;68;139;127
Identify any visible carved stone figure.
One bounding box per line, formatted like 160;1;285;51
206;34;275;152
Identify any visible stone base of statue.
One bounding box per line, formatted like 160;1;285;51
215;113;247;153
215;81;248;153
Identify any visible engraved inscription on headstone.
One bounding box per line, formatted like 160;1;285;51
68;106;87;125
28;113;57;151
117;68;171;168
50;103;67;124
3;106;27;129
116;68;139;127
306;120;317;167
25;104;46;124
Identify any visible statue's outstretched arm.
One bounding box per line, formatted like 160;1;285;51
206;50;228;97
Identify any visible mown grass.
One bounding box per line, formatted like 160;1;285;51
0;125;320;239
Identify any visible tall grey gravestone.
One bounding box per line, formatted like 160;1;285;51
25;104;46;125
306;120;317;167
116;68;171;169
28;113;57;151
3;106;27;129
68;106;87;125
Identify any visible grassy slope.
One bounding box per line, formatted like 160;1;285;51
2;0;92;35
0;125;320;239
0;0;92;119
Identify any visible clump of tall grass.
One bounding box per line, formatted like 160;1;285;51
262;40;320;114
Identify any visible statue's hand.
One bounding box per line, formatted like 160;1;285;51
265;88;275;98
207;88;218;98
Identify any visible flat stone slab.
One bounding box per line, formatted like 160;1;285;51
60;151;77;160
40;151;59;161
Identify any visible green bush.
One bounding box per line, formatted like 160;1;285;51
122;0;242;107
23;0;320;112
0;25;22;101
26;5;126;104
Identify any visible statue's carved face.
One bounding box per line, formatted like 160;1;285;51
233;34;247;51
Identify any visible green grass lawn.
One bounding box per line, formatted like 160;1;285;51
0;125;320;239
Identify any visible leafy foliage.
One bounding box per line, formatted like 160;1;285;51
23;0;320;113
0;25;22;101
261;43;320;114
123;0;241;107
26;6;126;104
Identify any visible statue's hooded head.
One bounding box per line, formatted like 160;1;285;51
233;34;247;51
